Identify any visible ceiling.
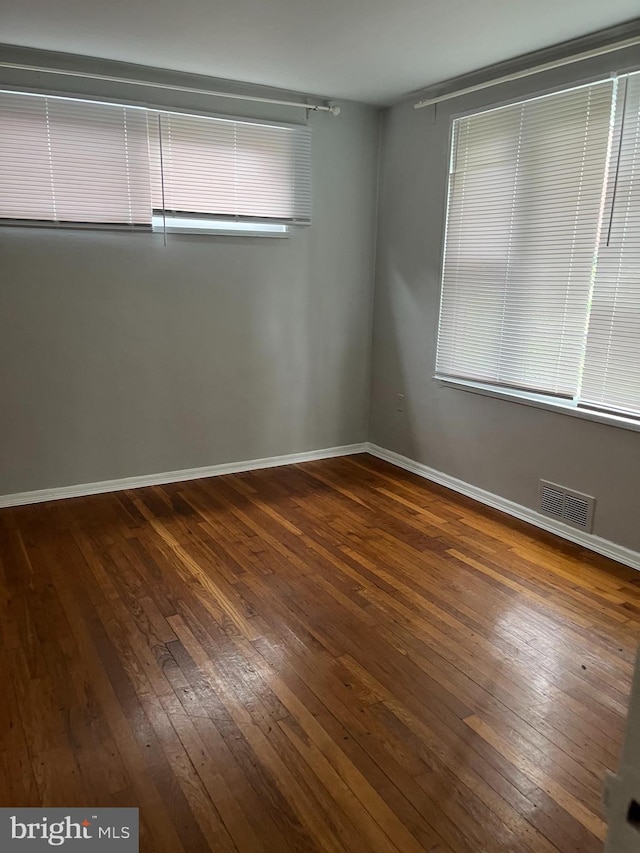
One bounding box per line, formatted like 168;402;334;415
1;0;638;105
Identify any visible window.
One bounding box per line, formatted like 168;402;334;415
436;71;640;421
0;90;312;235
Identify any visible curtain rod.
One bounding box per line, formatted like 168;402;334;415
0;61;341;114
414;34;640;109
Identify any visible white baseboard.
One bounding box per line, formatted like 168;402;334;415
365;442;640;572
0;443;368;509
4;439;638;572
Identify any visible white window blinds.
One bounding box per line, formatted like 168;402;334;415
149;112;312;223
0;91;312;230
0;92;152;226
581;73;640;418
436;80;615;397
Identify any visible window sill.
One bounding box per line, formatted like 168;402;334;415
435;376;640;434
151;215;290;237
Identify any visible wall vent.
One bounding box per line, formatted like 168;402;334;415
538;480;595;532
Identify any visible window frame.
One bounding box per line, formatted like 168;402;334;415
435;375;640;433
434;72;640;431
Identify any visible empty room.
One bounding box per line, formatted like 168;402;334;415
1;1;640;850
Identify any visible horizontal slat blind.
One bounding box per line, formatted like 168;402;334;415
150;112;312;223
0;93;54;221
580;73;640;417
0;92;152;226
436;81;614;396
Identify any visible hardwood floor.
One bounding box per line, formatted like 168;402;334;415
1;454;638;852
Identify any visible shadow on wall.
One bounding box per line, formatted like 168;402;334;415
0;212;370;494
370;102;452;466
0;227;321;492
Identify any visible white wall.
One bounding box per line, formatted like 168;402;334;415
4;43;640;559
0;54;379;494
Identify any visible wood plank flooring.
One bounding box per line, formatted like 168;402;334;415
1;453;639;852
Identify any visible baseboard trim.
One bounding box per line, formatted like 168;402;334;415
365;442;640;571
5;440;638;571
0;443;368;509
